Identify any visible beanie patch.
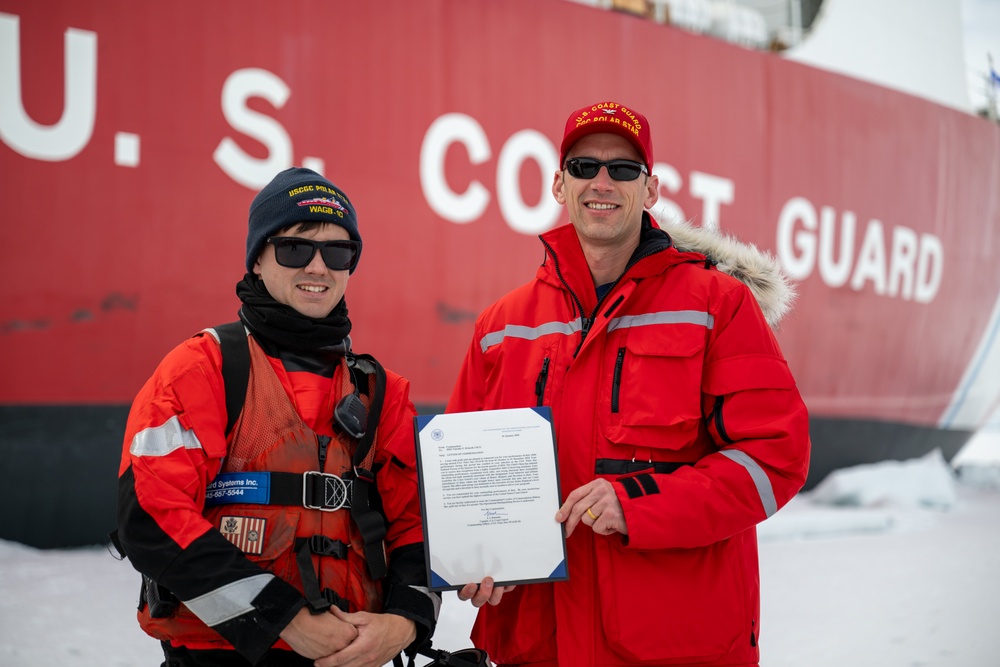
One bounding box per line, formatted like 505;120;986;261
298;196;350;217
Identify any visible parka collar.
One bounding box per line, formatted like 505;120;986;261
535;213;799;329
536;213;698;313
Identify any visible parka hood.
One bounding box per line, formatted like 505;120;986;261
663;219;796;329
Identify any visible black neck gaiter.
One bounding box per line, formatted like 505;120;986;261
235;273;352;353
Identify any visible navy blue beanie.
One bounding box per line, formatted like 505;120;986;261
246;167;362;272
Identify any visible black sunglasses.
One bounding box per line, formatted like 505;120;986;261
564;157;648;181
266;237;361;271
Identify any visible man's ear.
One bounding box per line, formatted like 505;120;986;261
252;258;262;277
643;173;660;210
552;171;566;205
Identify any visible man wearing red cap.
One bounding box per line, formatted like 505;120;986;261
447;102;810;666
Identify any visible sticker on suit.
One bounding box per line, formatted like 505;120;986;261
219;516;266;555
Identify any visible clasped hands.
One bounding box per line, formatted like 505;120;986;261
280;604;416;667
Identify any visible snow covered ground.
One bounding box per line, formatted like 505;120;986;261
2;438;999;667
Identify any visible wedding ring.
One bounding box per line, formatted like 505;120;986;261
586;507;599;521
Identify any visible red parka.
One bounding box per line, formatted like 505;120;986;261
447;219;810;666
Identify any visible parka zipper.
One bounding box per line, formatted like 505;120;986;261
541;235;670;358
540;237;587;357
535;357;551;407
611;347;626;413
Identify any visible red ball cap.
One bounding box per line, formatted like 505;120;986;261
559;101;653;172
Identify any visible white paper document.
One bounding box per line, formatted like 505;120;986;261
414;407;568;591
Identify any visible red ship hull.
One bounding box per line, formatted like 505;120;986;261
2;0;998;546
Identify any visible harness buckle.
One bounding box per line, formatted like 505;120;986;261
302;471;351;511
307;535;349;558
353;466;375;484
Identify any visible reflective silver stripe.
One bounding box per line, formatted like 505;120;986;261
608;310;714;332
184;573;273;627
413;585;442;620
129;415;203;457
721;450;777;518
480;318;584;352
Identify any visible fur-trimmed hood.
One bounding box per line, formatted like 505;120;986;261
664;220;796;329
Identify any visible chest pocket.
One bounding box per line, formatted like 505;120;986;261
598;326;706;449
482;336;561;409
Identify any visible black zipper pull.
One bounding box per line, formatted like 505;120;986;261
573;317;593;357
535;357;551;406
317;435;331;473
603;295;625;319
612;347;626;413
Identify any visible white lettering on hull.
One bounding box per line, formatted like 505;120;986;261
0;12;96;161
776;197;942;303
213;68;293;190
0;19;949;308
417;113;737;237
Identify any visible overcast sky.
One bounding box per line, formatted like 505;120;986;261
962;0;1000;111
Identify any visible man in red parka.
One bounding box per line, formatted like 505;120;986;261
448;101;810;666
117;167;438;667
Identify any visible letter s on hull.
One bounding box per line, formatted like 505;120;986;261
213;68;293;190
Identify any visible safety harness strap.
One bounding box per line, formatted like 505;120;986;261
294;536;350;613
348;353;389;580
214;322;250;438
351;468;388;579
204;471;353;510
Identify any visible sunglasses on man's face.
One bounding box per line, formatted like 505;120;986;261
563;157;648;181
266;237;361;271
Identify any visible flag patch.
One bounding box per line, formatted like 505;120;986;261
219;516;266;555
